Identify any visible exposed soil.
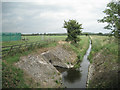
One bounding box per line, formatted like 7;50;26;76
15;44;77;88
87;49;119;88
58;40;71;45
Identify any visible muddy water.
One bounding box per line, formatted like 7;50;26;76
62;40;92;88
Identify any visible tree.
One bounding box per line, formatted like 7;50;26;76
63;19;83;43
98;1;120;38
98;32;103;35
85;33;89;36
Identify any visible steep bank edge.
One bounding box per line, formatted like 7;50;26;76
15;45;77;88
87;50;119;88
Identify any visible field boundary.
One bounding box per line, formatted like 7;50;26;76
1;39;56;57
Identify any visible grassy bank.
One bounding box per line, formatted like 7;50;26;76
63;35;90;68
2;41;58;88
2;35;90;88
88;36;118;63
88;36;119;88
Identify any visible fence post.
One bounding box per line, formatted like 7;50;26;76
8;46;13;55
26;43;29;50
19;45;22;53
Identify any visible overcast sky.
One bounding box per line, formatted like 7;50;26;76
2;0;111;34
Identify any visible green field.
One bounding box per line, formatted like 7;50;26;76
2;36;67;47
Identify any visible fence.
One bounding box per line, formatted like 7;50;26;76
1;40;56;57
2;32;21;41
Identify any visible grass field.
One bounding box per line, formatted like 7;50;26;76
2;36;67;47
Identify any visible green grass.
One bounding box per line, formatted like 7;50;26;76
88;36;118;63
2;36;67;47
2;35;90;87
88;35;119;88
2;48;34;88
63;35;89;68
2;62;29;88
55;80;59;84
2;40;58;88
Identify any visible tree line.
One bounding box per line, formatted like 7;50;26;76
22;32;110;36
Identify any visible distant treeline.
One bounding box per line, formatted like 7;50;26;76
22;33;67;36
22;32;110;36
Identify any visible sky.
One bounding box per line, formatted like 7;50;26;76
2;0;112;34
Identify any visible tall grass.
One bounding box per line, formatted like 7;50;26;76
88;36;118;63
88;36;119;88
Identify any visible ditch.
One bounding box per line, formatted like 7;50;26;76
58;40;92;88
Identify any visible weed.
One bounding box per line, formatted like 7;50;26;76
53;72;56;75
67;62;70;65
2;62;28;88
88;36;118;63
52;77;54;79
55;80;59;84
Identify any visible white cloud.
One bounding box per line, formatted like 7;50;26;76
17;16;23;21
2;0;112;33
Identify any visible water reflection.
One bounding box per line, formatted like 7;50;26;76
63;68;82;83
61;40;92;88
54;66;68;73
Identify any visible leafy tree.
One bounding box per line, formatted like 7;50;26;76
98;32;103;35
98;1;120;38
63;19;83;43
85;33;89;36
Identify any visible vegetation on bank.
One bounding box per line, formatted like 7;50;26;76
2;41;58;88
2;35;90;88
63;35;89;68
88;36;119;88
88;36;118;63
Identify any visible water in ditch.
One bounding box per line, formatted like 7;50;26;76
61;40;92;88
